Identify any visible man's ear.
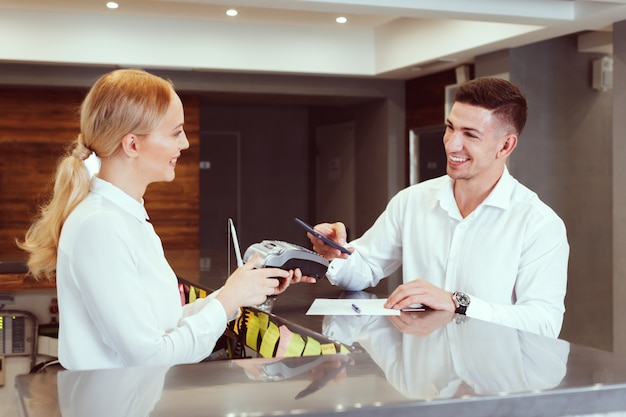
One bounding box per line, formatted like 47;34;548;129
120;133;139;157
497;134;517;159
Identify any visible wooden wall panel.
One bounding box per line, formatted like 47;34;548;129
0;88;83;258
147;93;200;253
0;87;200;287
405;69;458;129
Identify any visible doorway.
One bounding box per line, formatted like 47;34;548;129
199;131;241;284
409;125;447;185
315;122;356;241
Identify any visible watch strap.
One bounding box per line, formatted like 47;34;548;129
452;291;470;315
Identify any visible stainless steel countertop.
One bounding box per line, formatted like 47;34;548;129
14;280;626;417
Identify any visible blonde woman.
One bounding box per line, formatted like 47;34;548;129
19;69;302;370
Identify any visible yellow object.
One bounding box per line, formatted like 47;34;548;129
302;336;322;356
321;343;337;355
245;313;261;350
259;322;280;358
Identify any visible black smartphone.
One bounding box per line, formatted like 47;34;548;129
294;217;352;255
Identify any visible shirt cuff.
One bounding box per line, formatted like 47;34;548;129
466;296;493;322
326;257;348;285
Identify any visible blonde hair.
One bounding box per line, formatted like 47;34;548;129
18;69;174;280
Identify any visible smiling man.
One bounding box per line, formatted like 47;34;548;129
307;77;569;337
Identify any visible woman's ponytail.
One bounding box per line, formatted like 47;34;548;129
17;137;92;281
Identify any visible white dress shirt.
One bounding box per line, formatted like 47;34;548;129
57;177;227;370
327;168;569;337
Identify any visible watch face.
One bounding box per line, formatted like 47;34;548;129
455;292;470;306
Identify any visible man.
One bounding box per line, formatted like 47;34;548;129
308;77;569;337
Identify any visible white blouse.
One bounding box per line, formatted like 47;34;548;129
57;177;227;370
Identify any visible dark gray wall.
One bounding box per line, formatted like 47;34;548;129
511;36;613;350
199;97;404;291
309;99;405;238
200;104;310;251
474;35;615;350
613;20;626;353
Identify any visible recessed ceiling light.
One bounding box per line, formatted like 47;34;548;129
336;16;347;24
106;2;119;9
226;9;238;17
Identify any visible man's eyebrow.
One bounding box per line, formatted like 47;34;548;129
446;118;483;135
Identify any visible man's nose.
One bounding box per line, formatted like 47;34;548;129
444;132;462;152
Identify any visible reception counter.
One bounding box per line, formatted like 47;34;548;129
13;279;626;417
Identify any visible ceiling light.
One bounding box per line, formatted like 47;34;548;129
106;2;119;9
226;9;238;17
336;16;347;24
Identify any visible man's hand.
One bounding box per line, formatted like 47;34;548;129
384;278;456;312
306;222;351;261
388;310;455;337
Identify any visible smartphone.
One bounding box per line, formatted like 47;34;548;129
294;217;352;255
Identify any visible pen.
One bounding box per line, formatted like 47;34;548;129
351;303;361;314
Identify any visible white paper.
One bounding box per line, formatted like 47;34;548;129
306;298;401;316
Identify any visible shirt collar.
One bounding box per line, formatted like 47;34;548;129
438;166;514;216
481;166;514;210
91;176;150;222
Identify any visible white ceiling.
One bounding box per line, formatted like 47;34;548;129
0;0;625;79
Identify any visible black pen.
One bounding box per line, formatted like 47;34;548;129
351;303;361;314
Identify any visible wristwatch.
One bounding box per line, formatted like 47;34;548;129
452;291;470;315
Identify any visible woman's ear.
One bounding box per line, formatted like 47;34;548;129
120;133;139;157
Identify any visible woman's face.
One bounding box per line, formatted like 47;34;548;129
135;91;189;185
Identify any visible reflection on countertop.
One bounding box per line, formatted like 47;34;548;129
15;282;626;417
16;314;626;417
323;304;569;400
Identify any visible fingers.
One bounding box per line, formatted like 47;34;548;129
292;268;302;282
384;279;428;309
291;268;320;284
385;279;457;312
315;222;347;244
242;252;261;269
311;241;343;259
384;285;410;309
275;270;293;293
262;267;291;280
306;222;349;260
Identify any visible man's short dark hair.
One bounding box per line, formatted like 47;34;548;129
454;77;528;136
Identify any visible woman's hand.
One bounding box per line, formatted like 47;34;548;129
216;253;292;316
276;268;318;291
